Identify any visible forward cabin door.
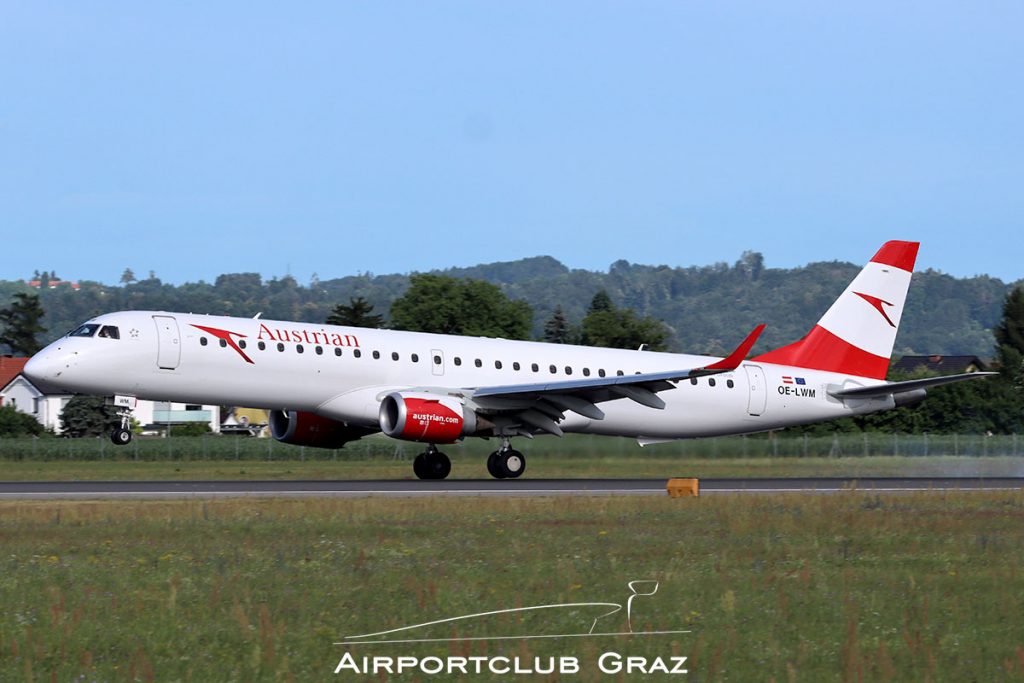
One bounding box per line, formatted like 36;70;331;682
153;316;181;370
744;364;767;416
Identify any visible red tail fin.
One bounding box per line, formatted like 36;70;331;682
752;241;919;379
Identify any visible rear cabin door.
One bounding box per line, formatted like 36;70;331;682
744;364;767;416
153;316;181;370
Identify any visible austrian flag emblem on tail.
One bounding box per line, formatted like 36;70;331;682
781;376;806;385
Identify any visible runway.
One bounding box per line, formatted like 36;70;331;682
1;477;1022;499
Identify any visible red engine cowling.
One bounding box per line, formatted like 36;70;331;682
378;392;478;443
268;410;372;449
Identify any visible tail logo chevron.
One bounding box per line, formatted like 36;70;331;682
853;292;896;328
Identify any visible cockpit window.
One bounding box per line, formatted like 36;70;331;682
69;324;100;338
98;326;120;340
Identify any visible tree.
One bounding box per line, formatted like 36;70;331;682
0;405;44;437
588;290;613;314
390;274;533;339
995;286;1024;388
543;306;574;344
579;292;670;351
0;293;47;355
120;268;136;285
327;297;385;328
59;396;121;437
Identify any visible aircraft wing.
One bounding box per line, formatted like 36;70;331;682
829;372;998;399
459;325;765;436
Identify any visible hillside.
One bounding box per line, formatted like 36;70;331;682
1;254;1018;357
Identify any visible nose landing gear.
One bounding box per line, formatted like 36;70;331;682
110;411;133;445
413;445;451;480
109;396;135;445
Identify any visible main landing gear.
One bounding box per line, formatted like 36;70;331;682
109;404;133;446
487;440;526;479
413;445;451;480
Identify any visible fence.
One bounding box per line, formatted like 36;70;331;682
0;432;1020;462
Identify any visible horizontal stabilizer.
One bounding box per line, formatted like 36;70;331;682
829;372;997;399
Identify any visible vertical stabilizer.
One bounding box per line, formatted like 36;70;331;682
752;241;919;379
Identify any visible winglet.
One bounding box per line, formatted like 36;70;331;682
704;324;766;371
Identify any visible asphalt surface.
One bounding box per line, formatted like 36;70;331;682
0;477;1022;499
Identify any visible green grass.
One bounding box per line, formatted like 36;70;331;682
1;455;1024;482
2;493;1024;681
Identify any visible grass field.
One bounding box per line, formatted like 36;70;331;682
1;455;1023;482
2;492;1023;681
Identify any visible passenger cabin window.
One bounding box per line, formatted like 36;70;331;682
474;359;482;368
583;368;591;376
200;337;208;346
315;346;323;355
258;341;266;351
219;339;227;348
372;351;380;359
531;363;539;372
238;340;247;349
565;366;573;375
412;354;419;363
709;378;717;387
353;349;362;358
296;344;304;354
454;357;462;366
495;360;503;369
433;355;441;365
549;364;557;374
69;324;100;338
277;343;285;352
727;379;735;388
599;369;606;377
391;352;399;361
513;362;521;371
334;348;342;357
98;326;120;339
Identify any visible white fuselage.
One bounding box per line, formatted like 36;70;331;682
25;310;894;442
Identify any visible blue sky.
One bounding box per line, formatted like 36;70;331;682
2;1;1021;285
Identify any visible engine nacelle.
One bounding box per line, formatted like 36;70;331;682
268;410;370;449
378;392;478;443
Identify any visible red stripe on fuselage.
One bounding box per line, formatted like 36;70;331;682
751;325;890;379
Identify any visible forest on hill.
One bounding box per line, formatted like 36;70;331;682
2;252;1019;358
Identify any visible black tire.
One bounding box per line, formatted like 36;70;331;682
486;451;506;479
501;449;526;479
413;453;429;479
110;428;132;446
427;451;451;480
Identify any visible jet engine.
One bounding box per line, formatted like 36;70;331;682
378;392;479;443
268;409;371;448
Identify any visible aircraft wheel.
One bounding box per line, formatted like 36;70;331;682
414;450;451;480
487;451;506;479
110;428;132;446
413;453;429;479
426;451;451;480
499;449;526;479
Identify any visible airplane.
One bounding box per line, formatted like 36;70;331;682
23;241;993;480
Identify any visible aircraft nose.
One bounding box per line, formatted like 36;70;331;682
23;351;67;393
